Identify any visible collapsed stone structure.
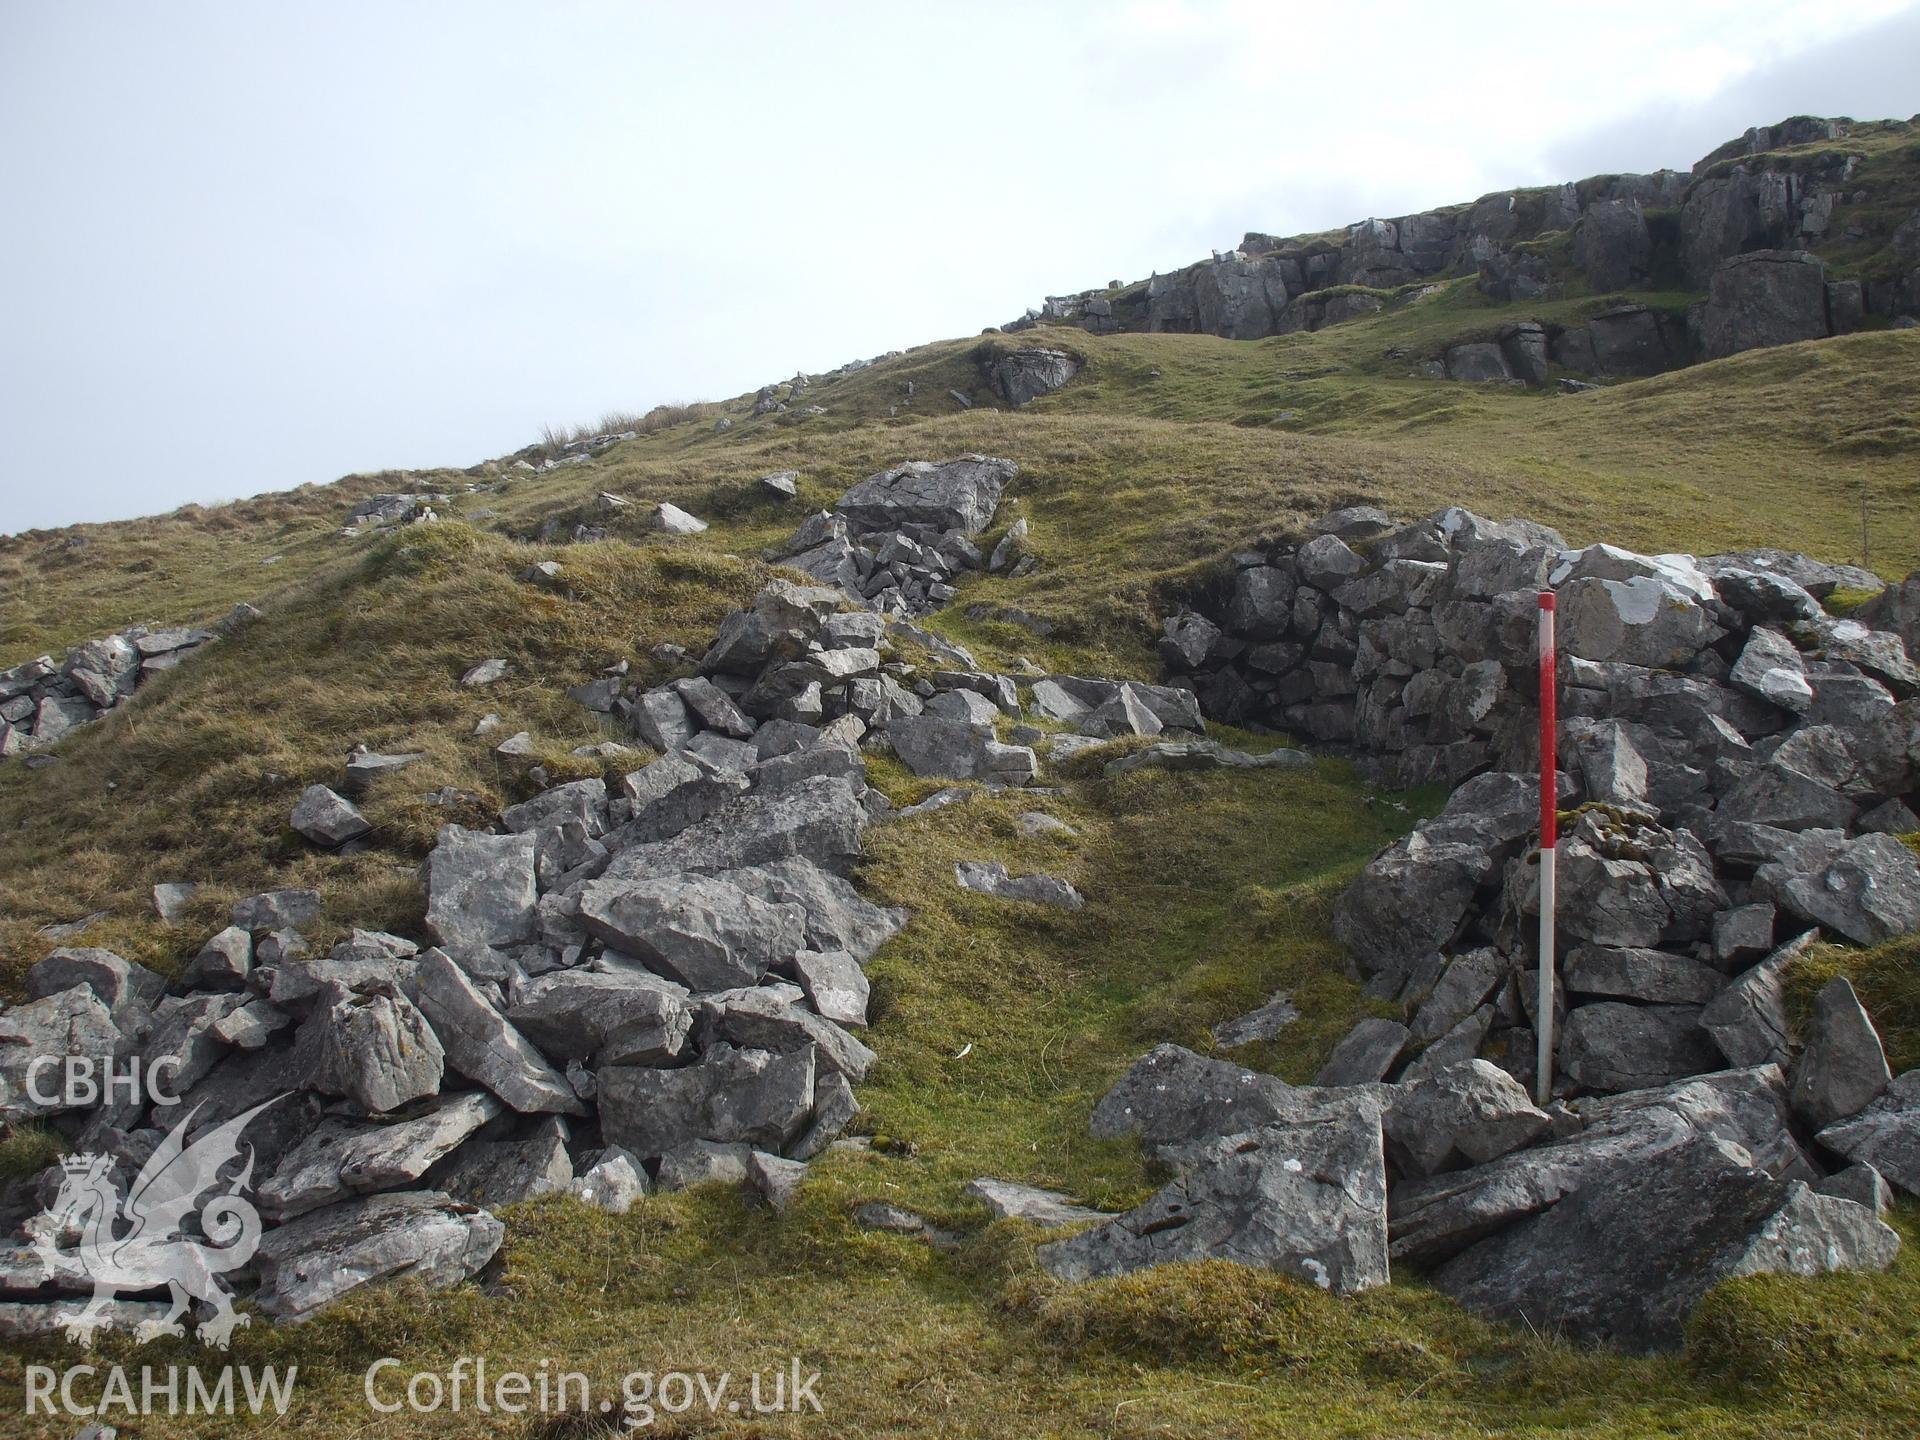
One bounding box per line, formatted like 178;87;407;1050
1043;505;1920;1347
0;619;238;761
7;449;1920;1352
0;454;1135;1337
0;584;917;1334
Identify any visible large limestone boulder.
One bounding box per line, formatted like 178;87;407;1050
1330;834;1492;988
299;981;444;1114
618;750;749;844
1039;1108;1390;1294
409;948;585;1113
1432;1131;1897;1352
1728;626;1813;713
1559;1002;1720;1094
1225;564;1296;638
431;1130;574;1209
1562;945;1724;1005
1382;1060;1549;1179
260;1092;503;1219
598;775;872;880
1789;977;1890;1130
28;946;166;1019
1818;1070;1920;1195
1759;831;1920;946
699;580;842;676
1699;933;1814;1069
1550;811;1725;950
697;987;875;1081
882;716;1037;785
0;986;120;1121
1697;249;1830;359
987;348;1078;406
598;1043;816;1159
506;968;691;1067
1445;342;1512;383
576;873;807;992
425;826;537;951
1858;571;1920;660
717;858;906;963
1389;1067;1812;1267
1557;571;1723;670
1316;1018;1410;1086
1091;1043;1377;1154
835;456;1015;535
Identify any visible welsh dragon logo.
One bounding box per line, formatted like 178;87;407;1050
30;1096;282;1350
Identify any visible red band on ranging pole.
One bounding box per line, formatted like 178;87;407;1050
1536;590;1557;1106
1538;590;1557;850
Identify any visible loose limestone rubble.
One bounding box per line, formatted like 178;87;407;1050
2;622;222;761
0;566;936;1335
776;454;1017;617
569;457;1211;798
0;448;1240;1340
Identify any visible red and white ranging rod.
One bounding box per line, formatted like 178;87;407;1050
1535;590;1557;1106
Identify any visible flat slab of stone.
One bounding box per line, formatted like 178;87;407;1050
1210;992;1301;1048
598;1044;815;1159
954;860;1082;909
261;1092;503;1219
425;825;537;951
835;455;1015;535
430;1131;574;1209
410;948;586;1113
253;1190;505;1323
1316;1018;1410;1087
506;968;692;1067
965;1178;1109;1228
576;873;807;992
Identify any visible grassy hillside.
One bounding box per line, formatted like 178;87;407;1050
3;322;1920;1437
8;322;1918;669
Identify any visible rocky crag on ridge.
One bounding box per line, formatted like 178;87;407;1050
996;115;1920;387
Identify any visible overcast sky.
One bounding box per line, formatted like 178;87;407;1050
2;1;1916;533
